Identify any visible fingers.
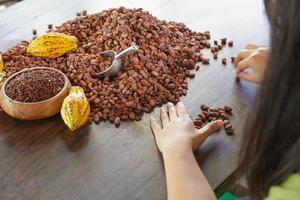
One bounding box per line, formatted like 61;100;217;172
244;43;259;49
176;102;189;118
192;120;224;149
150;116;161;137
237;71;260;83
196;120;224;138
160;106;169;128
236;57;253;75
167;102;177;120
234;49;252;67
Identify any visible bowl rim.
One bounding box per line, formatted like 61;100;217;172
2;67;70;105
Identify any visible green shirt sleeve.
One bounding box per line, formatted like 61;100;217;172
267;173;300;200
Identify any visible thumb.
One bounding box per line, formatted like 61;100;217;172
192;120;224;150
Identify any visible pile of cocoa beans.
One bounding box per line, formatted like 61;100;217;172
194;104;235;135
1;7;215;126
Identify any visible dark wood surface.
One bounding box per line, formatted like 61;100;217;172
0;0;269;199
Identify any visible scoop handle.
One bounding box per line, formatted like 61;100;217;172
115;44;139;59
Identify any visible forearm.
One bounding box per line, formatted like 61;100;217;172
163;148;217;200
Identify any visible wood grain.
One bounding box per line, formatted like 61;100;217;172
0;0;269;199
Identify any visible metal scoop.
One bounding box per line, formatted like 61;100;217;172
95;44;139;79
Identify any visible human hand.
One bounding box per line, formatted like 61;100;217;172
150;102;223;156
234;44;270;83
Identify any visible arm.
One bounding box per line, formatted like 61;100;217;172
163;147;217;200
150;102;223;200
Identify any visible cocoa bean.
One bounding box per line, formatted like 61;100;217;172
2;7;216;127
224;106;232;113
225;128;234;135
114;117;121;127
202;58;210;65
208;112;219;118
194;119;203;127
213;53;218;60
222;58;227;65
224;124;232;130
231;57;235;63
200;104;209;111
221;38;227;45
194;104;235;135
223;119;230;126
220;113;229;120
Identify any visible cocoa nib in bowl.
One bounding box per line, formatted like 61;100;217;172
0;67;71;120
5;68;65;103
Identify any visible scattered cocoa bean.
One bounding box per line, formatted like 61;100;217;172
211;45;218;53
205;31;211;39
223;119;230;126
114;117;121;127
208;108;218;112
222;58;227;65
188;71;195;79
205;42;211;48
202;112;209;119
224;106;232;113
231;57;235;63
208;112;219;118
193;104;235;135
201;104;209;111
94;114;100;124
194;119;203;127
213;53;218;60
32;29;37;35
228;40;234;47
224;124;232;130
82;10;87;16
221;38;227;45
225;128;234;135
220;113;229;120
202;58;210;65
199;113;207;121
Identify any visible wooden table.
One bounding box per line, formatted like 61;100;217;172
0;0;269;199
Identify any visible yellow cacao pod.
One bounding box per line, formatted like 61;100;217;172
0;72;6;86
27;32;77;58
61;86;90;131
0;54;3;72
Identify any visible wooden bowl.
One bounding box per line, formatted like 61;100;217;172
0;67;71;120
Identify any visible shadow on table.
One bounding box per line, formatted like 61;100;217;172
61;124;91;152
194;139;221;164
0;111;91;151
